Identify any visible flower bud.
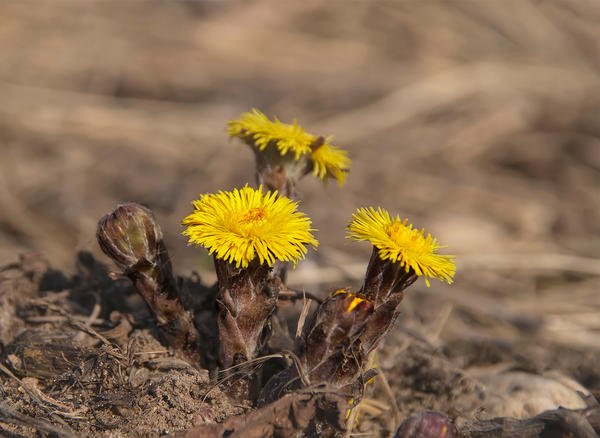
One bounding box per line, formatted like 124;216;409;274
301;290;374;384
97;203;162;273
97;203;202;365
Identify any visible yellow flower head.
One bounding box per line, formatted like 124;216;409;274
227;109;351;186
182;185;318;268
227;109;313;160
347;207;455;286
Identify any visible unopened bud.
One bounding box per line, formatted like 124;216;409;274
302;290;373;383
97;203;202;365
97;203;162;272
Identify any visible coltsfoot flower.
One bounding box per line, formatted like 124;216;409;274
228;109;313;160
183;186;317;378
347;207;455;286
265;211;455;405
227;109;350;191
182;185;318;268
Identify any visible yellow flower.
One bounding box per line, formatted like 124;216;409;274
182;185;318;268
311;140;351;187
227;109;351;186
347;207;455;286
227;109;313;160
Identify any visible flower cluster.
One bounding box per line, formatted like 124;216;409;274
97;108;456;418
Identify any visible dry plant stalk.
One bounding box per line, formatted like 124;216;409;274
212;259;276;368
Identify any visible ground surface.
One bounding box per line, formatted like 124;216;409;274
1;1;600;437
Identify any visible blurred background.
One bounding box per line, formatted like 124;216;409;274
1;0;600;362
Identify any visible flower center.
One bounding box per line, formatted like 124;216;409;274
386;221;405;241
386;221;425;253
237;208;267;226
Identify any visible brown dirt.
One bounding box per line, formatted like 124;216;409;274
1;252;599;436
1;1;600;437
0;253;247;437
